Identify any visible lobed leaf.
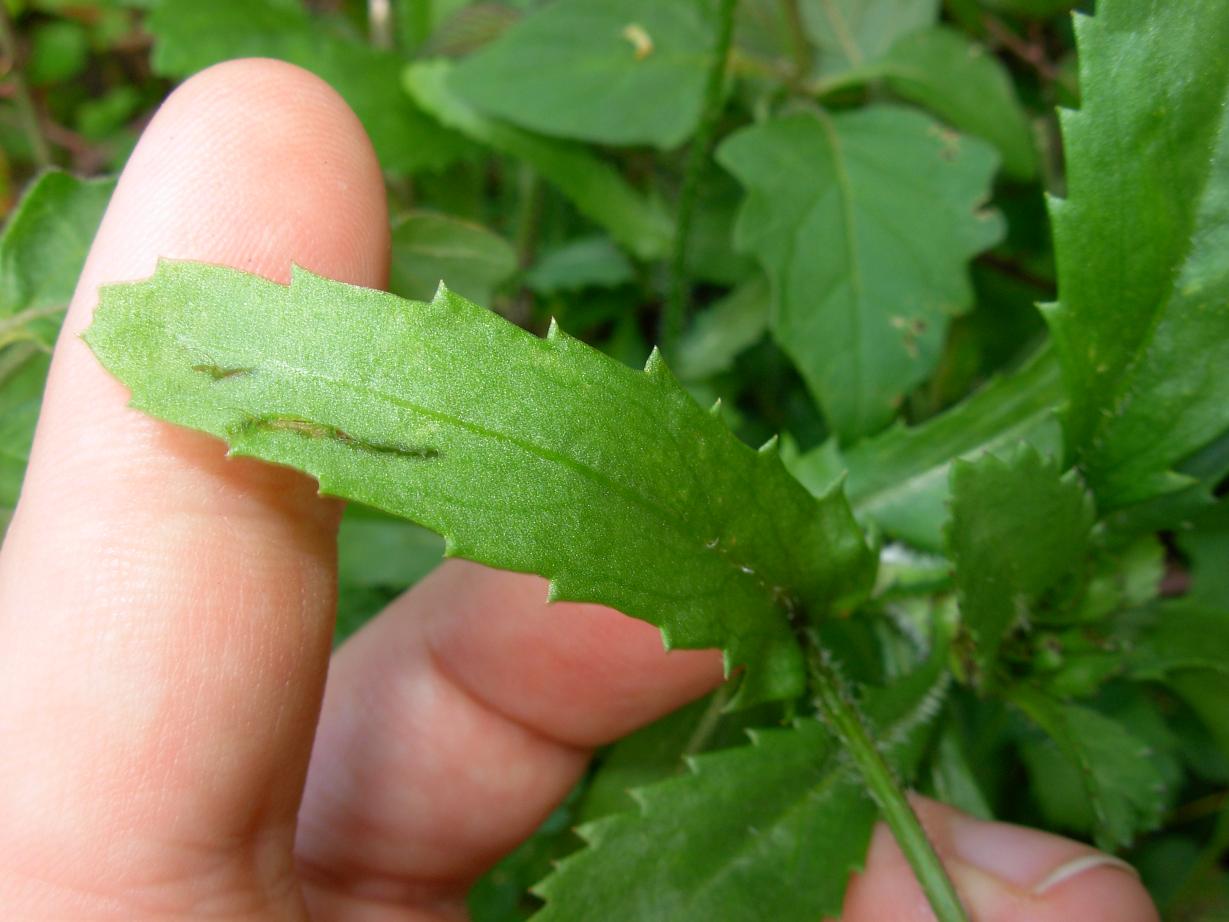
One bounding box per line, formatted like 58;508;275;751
819;26;1037;179
84;262;875;707
1046;0;1229;508
718;106;1002;442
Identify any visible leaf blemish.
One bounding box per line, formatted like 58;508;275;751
621;23;653;60
232;414;441;461
193;363;252;381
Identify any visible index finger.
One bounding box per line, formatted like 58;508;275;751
0;58;388;913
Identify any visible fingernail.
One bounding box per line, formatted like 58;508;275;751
942;807;1138;894
1032;853;1139;895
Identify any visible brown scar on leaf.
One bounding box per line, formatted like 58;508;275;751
621;23;653;60
193;363;252;381
890;315;927;358
927;124;961;161
230;414;441;461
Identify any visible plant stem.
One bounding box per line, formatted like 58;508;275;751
662;0;738;353
0;5;52;169
807;639;971;922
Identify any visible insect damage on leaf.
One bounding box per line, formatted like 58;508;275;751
227;414;442;461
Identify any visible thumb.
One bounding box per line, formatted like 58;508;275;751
838;797;1158;922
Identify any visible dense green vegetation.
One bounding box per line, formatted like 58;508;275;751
4;0;1229;918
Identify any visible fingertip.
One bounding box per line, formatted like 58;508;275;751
68;56;389;324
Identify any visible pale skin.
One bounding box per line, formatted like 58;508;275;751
0;60;1160;922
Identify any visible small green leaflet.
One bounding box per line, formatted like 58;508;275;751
788;346;1063;551
818;26;1037;179
147;0;472;174
719;106;1002;442
1046;0;1229;509
389;211;517;306
533;655;948;922
406;60;673;261
1012;686;1169;851
85;262;875;707
947;447;1094;684
800;0;938;78
448;0;715;149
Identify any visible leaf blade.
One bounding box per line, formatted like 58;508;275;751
84;262;875;707
718;106;1002;441
1047;0;1229;508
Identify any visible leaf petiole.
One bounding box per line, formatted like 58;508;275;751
806;635;970;922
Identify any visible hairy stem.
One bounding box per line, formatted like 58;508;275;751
806;638;970;922
0;5;51;168
661;0;738;353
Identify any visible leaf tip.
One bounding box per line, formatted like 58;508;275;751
757;434;779;456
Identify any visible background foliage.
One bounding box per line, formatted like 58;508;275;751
3;0;1229;919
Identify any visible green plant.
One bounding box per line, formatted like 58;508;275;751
4;0;1229;918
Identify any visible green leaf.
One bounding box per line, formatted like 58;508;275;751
1;169;115;347
788;346;1063;551
524;237;635;295
84;262;875;707
718;106;1003;441
1175;502;1229;608
820;26;1037;179
389;211;517;306
0;349;51;530
578;689;776;823
927;721;993;820
532;657;948;922
947;446;1094;683
1046;0;1229;509
1012;686;1169;851
28;18;90;85
448;0;715;149
1128;602;1229;682
672;275;769;382
147;0;472;174
406;60;674;260
0;169;113;529
800;0;939;78
1167;671;1229;779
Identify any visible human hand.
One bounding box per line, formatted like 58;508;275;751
0;60;1160;922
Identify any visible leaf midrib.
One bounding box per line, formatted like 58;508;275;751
215;347;781;606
